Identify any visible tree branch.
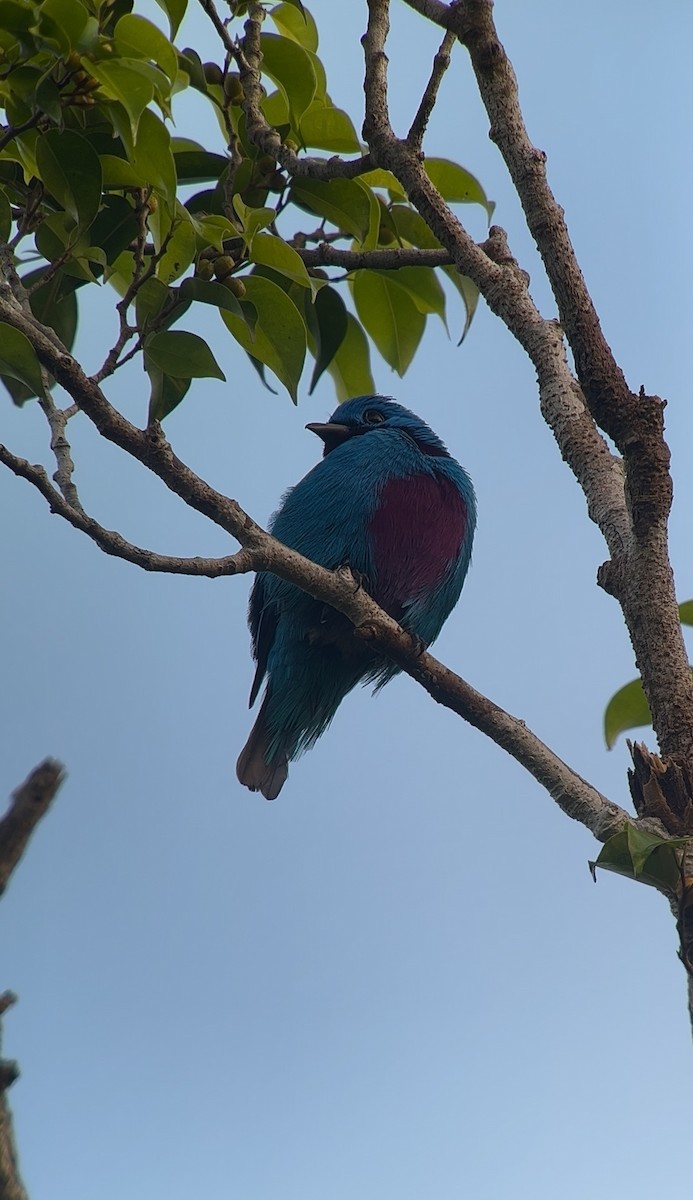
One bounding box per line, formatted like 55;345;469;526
198;0;373;181
0;993;27;1200
366;0;693;774
0;759;64;897
0;761;65;1200
407;27;456;149
0;318;630;845
298;245;453;270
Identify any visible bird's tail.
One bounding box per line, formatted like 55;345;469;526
236;694;289;801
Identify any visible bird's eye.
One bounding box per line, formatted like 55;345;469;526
363;410;385;426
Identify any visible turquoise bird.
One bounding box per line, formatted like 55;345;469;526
237;395;476;798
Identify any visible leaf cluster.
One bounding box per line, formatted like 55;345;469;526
0;0;492;415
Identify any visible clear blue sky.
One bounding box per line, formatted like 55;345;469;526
2;2;693;1197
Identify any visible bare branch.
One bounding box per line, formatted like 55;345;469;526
0;243;83;513
0;444;253;577
0;994;27;1200
0;759;64;897
407;28;456;149
367;1;693;771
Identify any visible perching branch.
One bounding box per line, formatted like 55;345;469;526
0;420;630;842
0;284;634;845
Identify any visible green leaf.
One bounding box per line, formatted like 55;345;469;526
259;33;317;128
0;188;11;242
425;158;495;220
173;150;228;184
135;277;171;329
131;108;177;211
35;0;89;53
152;0;187;39
604;666;693;749
115;14;178;82
146;361;191;422
156;213;197;284
359;168;407;200
327;313;375;403
590;825;688;892
90;195;139;266
250;232;314;290
0;0;34;34
146;330;225;381
679;601;693;626
24;268;78;351
604;678;651;749
179;277;251;324
220;274;306;403
443;266;479;344
299;101;360;153
35;129;102;233
354;178;381;250
0;323;44;394
626;825;679;879
308;284;348;393
290;177;371;241
384;266;447;325
187;213;237;253
270;1;318;51
232;195;275;245
391;203;442;249
100;155;147;189
352;270;425;375
88;59;155;141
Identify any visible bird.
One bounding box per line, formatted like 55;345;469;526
236;394;476;799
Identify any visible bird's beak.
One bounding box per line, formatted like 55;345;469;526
305;421;352;455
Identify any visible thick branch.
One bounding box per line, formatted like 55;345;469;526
368;1;693;769
0;994;27;1200
0;759;64;896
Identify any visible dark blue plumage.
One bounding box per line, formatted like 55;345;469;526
236;395;476;799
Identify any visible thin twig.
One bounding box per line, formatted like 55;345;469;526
298;245;453;270
0;444;249;577
0;113;41;154
197;0;373;180
0;242;83;511
407;28;456;149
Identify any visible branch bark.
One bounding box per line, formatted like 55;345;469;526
0;993;27;1200
395;0;690;768
367;0;693;778
0;759;64;897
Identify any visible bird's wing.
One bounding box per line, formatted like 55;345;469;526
247;574;279;707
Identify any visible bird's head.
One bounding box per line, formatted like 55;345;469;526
306;395;449;458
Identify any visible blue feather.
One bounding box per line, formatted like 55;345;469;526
237;395;476;798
